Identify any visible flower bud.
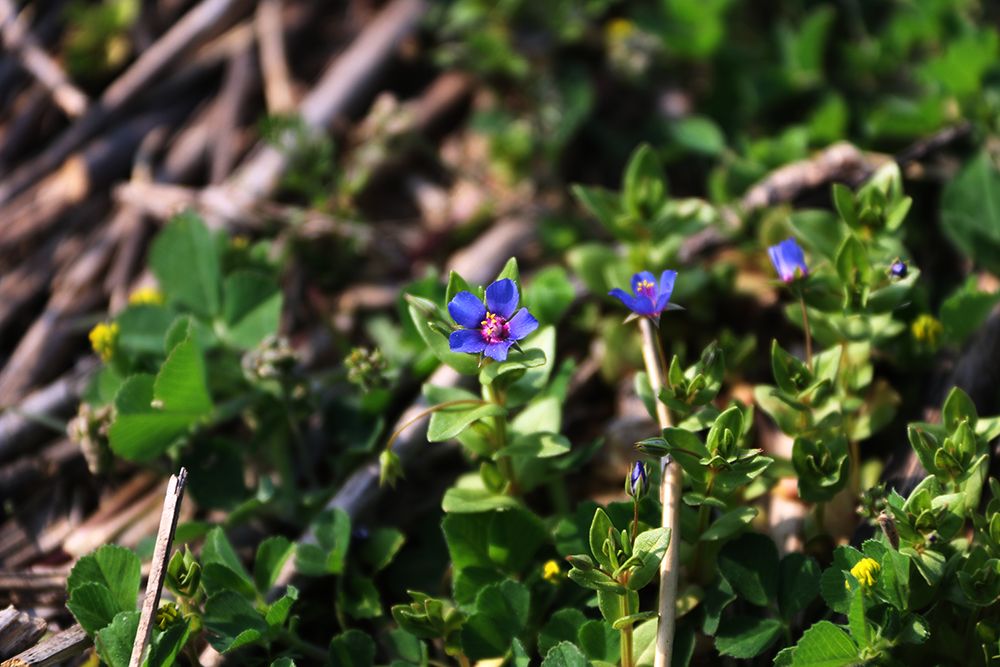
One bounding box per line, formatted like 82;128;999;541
890;260;908;278
165;546;201;597
626;461;649;500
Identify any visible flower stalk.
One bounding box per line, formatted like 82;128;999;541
637;317;681;667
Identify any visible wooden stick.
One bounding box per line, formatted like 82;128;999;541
255;0;295;113
0;624;89;667
0;0;89;118
0;606;47;658
128;468;187;667
209;44;256;183
212;0;428;224
637;318;681;667
0;0;249;205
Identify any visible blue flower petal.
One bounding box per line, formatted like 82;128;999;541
507;308;539;341
448;291;486;328
656;270;677;311
485;279;519;319
609;288;641;312
769;238;808;282
484;340;514;361
449;329;487;354
631;271;658;295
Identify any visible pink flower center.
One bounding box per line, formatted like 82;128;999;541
636;280;656;299
480;312;510;344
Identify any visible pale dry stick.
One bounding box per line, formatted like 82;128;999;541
0;0;89;118
0;606;47;658
637;318;681;667
0;0;250;206
209;44;256;183
255;0;296;113
202;0;428;227
128;468;187;667
0;624;89;667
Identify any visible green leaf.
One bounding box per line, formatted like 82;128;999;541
201;527;254;593
94;610;140;667
359;528;405;573
626;527;671;590
406;296;480;375
426;401;505;442
715;615;783;659
479;348;547;386
66;545;141;635
539;609;588;657
296;508;351;576
778;553;820;620
670;116;725;156
819;546;863;614
461;580;530;660
265;585;299;628
441;487;521;513
108;335;214;461
116;305;176;355
589;508;615;571
525;266;575;324
150;212;222;317
541;642;589;667
700;507;757;542
204;591;268;653
338;575;381;620
148;618;191;667
718;533;779;607
939;279;1000;346
790;621;859;667
487;508;548;573
578;620;619;661
254;536;294;594
831;184;857;227
221;271;282;349
495;258;519;284
941;151;1000;275
942;386;978;432
328;630;376;667
446;270;475;305
835;234;871;287
847;585;867;648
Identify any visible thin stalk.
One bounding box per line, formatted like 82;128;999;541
620;586;635;667
383;399;487;452
799;293;813;370
632;499;640;545
637;318;680;667
483;383;519;496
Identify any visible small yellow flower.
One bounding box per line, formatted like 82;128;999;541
606;18;636;41
911;314;943;349
232;235;250;249
155;601;181;631
848;557;880;589
128;286;164;306
542;559;562;584
89;322;119;362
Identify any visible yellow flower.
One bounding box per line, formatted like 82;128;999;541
128;286;164;306
542;559;562;584
89;322;119;362
606;18;636;41
848;557;880;589
155;601;180;631
911;314;943;349
232;235;250;249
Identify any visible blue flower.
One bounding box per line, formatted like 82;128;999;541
768;238;808;283
627;461;649;499
890;260;907;278
447;279;539;362
609;270;678;318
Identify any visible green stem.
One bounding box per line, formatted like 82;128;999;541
799;292;813;370
279;630;328;661
620;587;635;667
483;384;518;496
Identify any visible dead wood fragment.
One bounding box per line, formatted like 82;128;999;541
0;606;47;659
61;473;162;558
0;0;89;118
0;0;251;206
129;469;187;667
0;624;89;667
255;0;296;113
0;361;95;463
210;45;257;183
